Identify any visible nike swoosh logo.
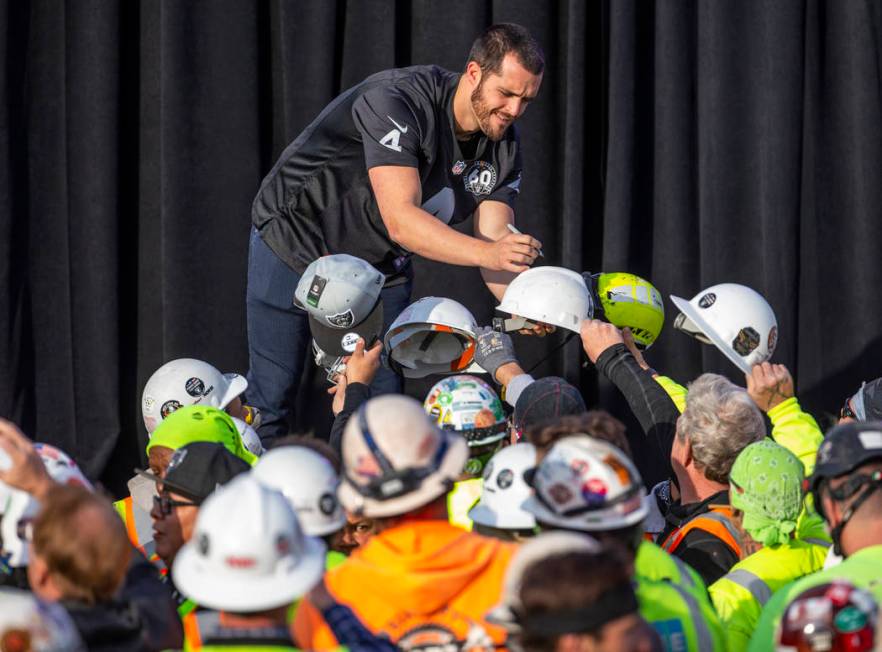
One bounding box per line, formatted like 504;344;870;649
387;116;408;133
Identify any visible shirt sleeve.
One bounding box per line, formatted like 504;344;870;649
352;85;424;169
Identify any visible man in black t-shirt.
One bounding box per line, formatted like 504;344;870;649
246;24;545;442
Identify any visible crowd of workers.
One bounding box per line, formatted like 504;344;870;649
1;258;881;652
2;21;880;652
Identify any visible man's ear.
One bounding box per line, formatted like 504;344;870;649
682;436;694;468
464;61;483;87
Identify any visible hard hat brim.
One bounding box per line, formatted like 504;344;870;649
218;373;249;410
468;501;536;530
670;294;753;374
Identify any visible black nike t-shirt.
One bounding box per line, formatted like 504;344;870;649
251;65;523;278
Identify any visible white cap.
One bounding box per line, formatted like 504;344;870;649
384;297;479;379
469;443;537;530
522;435;648;531
231;417;265;458
0;589;85;651
338;395;469;518
173;475;326;612
497;266;594;333
141;358;248;434
670;283;778;374
252;447;346;537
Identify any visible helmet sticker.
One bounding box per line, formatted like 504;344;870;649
306;275;327;308
185;377;209;397
319;493;337;516
143;395;155;412
732;327;761;356
326;310;355;328
482;461;495;482
464;457;484;476
547;483;574;505
341;332;360;353
197;533;210;556
160;399;182;418
497;469;514;489
698;292;717;308
581;479;609;506
768;325;779;353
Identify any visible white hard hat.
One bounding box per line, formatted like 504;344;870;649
338;395;469;518
141;358;248;434
0;589;85;651
252;447;345;537
423;375;508;447
469;443;537;530
522;435;648;531
496;266;594;333
0;443;93;569
173;475;325;612
231;417;264;458
383;297;479;379
670;283;778;374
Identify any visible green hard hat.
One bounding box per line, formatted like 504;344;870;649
146;404;257;466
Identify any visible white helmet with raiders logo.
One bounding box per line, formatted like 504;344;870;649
670;283;778;374
522;435;647;531
496;266;594;333
251;446;345;537
384;297;481;379
141;358;248;435
469;443;537;530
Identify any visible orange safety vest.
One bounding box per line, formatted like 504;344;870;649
660;504;742;558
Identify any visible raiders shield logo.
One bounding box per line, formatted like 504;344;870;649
326;310;355;328
732;326;761;356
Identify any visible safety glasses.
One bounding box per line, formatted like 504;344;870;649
153;494;199;516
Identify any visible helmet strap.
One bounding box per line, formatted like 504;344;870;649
827;471;882;557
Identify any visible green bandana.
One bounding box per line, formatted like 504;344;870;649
146;405;257;466
729;439;804;546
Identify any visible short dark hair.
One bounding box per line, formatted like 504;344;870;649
527;411;632;460
517;546;635;652
467;23;544;77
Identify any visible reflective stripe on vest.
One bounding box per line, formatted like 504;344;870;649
723;568;773;607
803;537;832;548
661;507;741;557
184;611;294;651
668;581;715;651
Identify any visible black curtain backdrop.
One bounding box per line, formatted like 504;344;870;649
2;1;880;495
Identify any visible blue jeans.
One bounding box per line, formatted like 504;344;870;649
245;227;411;442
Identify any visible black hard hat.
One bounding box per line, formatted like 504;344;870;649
808;421;882;496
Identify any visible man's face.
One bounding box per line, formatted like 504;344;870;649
470;54;542;141
149;490;199;566
329;511;379;555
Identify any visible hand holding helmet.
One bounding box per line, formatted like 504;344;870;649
580;319;625;363
746;362;795;413
473;326;519;382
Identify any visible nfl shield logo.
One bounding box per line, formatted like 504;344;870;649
451;160;466;176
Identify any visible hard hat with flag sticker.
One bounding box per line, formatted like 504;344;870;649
522;435;648;531
670;283;777;374
495;266;593;333
384;297;480;379
590;272;665;348
141;358;248;434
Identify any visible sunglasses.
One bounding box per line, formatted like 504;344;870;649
153;494;199;516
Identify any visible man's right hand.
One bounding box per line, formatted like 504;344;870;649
485;232;542;272
746;362;794;413
344;339;383;386
580;319;625;363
